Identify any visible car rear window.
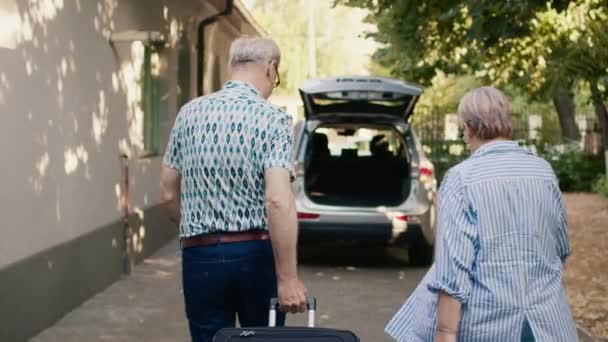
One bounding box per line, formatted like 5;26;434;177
313;125;406;158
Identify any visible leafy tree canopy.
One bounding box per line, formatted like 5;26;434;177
338;0;608;96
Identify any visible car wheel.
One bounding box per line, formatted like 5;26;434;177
407;226;434;266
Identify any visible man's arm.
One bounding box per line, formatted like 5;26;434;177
160;165;181;225
264;167;307;314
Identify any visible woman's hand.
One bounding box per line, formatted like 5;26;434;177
435;330;457;342
436;291;461;342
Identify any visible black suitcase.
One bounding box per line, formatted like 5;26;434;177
213;298;359;341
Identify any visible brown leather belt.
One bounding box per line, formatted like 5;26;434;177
180;230;270;249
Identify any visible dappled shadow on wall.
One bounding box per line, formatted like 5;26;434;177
1;0;127;224
0;0;186;230
0;0;184;266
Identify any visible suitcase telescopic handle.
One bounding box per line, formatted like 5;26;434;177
269;297;317;328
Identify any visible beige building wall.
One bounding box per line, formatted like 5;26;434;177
0;0;263;339
0;0;261;268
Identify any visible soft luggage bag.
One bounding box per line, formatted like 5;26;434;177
213;297;359;341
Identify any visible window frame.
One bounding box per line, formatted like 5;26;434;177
140;44;161;158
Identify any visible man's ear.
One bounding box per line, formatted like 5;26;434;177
265;64;272;79
269;60;278;75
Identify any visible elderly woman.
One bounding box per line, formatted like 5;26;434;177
386;87;577;342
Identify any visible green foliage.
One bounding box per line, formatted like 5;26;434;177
482;0;608;96
429;143;604;192
339;0;478;85
593;176;608;198
339;0;608;94
421;136;604;192
414;71;480;116
421;140;469;184
502;85;562;145
366;60;392;78
539;145;605;192
339;0;608;154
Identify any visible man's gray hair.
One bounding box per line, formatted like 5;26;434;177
229;37;281;67
458;86;512;140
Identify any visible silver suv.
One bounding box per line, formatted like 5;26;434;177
292;76;437;265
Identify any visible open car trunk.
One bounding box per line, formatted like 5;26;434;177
304;124;411;207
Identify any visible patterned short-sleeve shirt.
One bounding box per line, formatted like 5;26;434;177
163;81;293;237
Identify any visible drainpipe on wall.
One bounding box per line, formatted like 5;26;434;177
197;0;234;96
119;154;134;275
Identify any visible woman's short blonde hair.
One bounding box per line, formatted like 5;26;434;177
458;86;512;140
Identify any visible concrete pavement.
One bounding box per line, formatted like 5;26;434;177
32;239;597;341
32;240;427;341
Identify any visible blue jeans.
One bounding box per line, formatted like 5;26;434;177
181;239;285;342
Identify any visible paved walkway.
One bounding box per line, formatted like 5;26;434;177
33;240;430;342
33;239;597;341
33;241;189;342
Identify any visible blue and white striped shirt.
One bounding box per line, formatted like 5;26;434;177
386;141;577;342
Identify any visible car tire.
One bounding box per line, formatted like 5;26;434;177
407;226;434;266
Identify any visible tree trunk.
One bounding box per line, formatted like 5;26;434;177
589;80;608;151
552;90;581;141
589;80;608;178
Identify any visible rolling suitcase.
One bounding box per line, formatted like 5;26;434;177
213;297;359;341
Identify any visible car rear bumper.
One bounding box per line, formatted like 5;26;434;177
294;192;436;245
298;221;393;242
298;219;427;245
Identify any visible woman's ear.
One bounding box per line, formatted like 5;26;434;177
463;123;472;143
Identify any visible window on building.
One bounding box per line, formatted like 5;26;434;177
176;35;191;110
141;44;161;156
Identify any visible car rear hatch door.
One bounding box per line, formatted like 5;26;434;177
299;76;423;121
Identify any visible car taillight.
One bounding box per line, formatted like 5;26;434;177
297;212;320;220
419;166;434;184
420;167;433;177
395;214;409;222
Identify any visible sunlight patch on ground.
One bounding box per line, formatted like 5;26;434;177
143;257;180;268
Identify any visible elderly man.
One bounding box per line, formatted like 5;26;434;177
160;37;307;342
